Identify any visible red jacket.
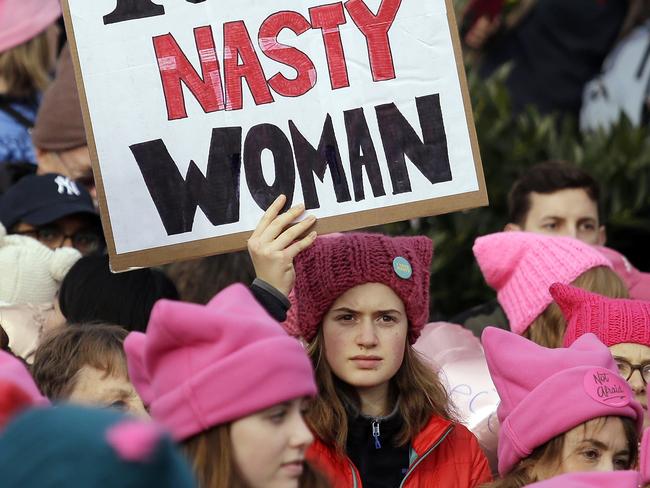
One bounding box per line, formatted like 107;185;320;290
308;416;492;487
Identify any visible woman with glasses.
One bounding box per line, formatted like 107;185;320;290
552;282;650;428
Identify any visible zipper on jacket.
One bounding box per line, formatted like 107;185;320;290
371;420;381;449
398;425;454;488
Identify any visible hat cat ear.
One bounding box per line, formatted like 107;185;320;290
413;236;433;269
49;248;81;282
473;233;527;290
123;333;154;407
106;420;163;462
549;283;593;316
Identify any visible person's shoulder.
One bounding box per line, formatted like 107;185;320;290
450;300;509;337
416;417;482;452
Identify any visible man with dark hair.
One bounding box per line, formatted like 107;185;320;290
454;160;648;336
504;160;606;245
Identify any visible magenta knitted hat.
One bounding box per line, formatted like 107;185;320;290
473;232;612;335
482;327;643;476
551;283;650;348
124;283;317;441
0;0;60;52
284;233;433;344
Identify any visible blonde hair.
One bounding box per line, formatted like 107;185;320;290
182;424;329;488
0;31;52;97
483;416;638;488
523;266;628;348
306;328;454;452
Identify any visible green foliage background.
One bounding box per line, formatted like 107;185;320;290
383;67;650;320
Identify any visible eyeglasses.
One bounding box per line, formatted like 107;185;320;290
15;225;103;254
614;357;650;384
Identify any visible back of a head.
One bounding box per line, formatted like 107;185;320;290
508;161;601;226
165;251;255;304
0;405;196;488
58;255;179;332
0;0;61;97
31;44;86;153
524;265;628;348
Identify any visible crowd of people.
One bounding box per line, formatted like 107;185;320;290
1;0;650;487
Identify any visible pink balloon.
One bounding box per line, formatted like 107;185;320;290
414;322;500;473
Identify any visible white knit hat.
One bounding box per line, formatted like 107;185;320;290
0;224;81;305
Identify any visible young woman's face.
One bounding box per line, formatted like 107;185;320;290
230;398;314;488
609;342;650;427
322;283;408;392
554;417;632;475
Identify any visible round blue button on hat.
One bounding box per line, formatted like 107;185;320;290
392;256;412;279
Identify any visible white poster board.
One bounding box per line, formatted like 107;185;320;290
63;0;487;271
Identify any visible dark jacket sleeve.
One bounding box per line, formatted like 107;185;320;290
250;278;291;322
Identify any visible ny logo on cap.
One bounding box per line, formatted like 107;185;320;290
54;175;81;197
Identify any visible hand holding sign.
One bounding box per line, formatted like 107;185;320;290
247;194;317;297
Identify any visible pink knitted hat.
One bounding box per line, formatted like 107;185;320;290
524;471;641;488
0;350;48;428
124;283;317;441
482;327;643;476
284;232;432;344
0;0;61;52
596;246;650;301
551;283;650;348
473;232;612;335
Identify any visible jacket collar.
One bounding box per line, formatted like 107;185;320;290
410;415;454;455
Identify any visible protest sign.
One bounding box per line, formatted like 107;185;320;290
62;0;487;271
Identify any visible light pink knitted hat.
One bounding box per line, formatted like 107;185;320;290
482;327;643;476
473;232;612;335
524;471;641;488
596;246;650;301
284;232;433;344
0;0;60;52
124;283;316;441
550;283;650;348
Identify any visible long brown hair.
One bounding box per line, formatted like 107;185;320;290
482;416;638;488
523;266;629;348
0;31;51;97
182;424;329;488
306;328;455;453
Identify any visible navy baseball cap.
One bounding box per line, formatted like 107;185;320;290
0;173;99;230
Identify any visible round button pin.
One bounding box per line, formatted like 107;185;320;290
393;256;412;279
